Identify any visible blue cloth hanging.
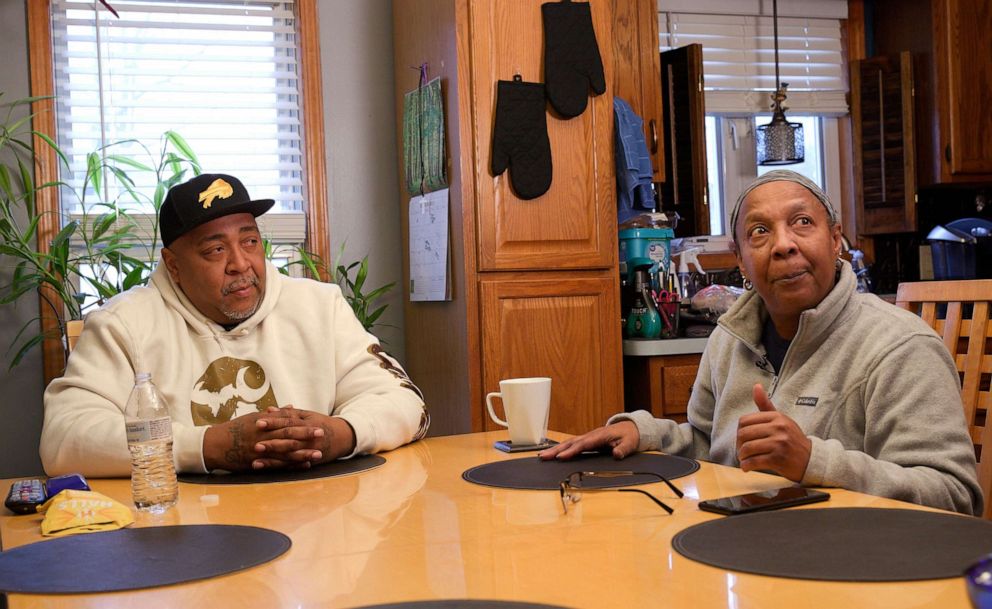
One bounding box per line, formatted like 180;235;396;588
613;97;655;223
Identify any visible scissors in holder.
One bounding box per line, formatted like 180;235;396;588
654;290;679;304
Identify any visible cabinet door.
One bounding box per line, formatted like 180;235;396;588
935;0;992;178
623;353;699;423
660;44;709;237
480;272;622;435
612;0;665;182
851;53;917;234
469;0;617;271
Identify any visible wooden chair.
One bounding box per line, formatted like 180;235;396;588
66;319;84;355
895;280;992;518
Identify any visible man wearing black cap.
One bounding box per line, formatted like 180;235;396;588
41;174;429;475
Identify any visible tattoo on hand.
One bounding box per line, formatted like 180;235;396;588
319;422;332;456
224;421;248;466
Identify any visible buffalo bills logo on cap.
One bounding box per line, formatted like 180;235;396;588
159;173;275;247
198;179;234;209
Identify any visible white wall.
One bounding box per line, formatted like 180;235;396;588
0;0;46;477
318;0;407;363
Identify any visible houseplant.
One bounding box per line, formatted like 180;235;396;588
0;92;200;368
274;243;396;334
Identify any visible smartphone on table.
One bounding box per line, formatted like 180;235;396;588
697;487;830;516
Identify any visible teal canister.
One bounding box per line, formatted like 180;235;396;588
618;227;674;279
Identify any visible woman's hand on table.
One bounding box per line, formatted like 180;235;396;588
736;384;811;481
538;421;640;461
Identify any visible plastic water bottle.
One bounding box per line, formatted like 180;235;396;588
124;372;178;512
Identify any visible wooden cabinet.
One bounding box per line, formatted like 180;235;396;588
392;0;623;436
871;0;992;188
471;2;617;271
611;0;665;182
660;44;709;237
851;52;917;235
623;353;700;423
932;0;992;181
481;272;623;433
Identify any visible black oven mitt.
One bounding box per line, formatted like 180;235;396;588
491;76;553;200
542;0;606;118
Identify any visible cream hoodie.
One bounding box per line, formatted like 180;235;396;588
41;261;429;476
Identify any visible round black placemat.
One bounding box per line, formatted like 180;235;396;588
673;507;992;581
348;601;571;609
462;452;699;490
179;454;385;484
0;524;290;594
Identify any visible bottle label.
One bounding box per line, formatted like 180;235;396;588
126;416;172;443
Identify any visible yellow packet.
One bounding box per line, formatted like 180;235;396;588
37;490;134;537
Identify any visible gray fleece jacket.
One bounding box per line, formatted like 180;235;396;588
613;262;983;515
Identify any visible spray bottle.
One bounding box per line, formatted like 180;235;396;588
677;246;705;304
850;249;873;293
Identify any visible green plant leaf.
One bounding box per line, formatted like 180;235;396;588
50;220;79;250
105;154;154;172
353;257;369;293
0;95;53;108
33;131;69;168
122;265;146;290
153;182;166;210
107;165;136;187
0;277;40;305
16;156;35;216
86;152;102;194
91;212;117;241
0;123;205;368
365;304;388;327
300;253;322;281
22;214;41;246
6;113;35;136
85;277;118;300
165;130;200;167
7;322;46;369
0;244;28;258
9;333;53;368
363;282;396;301
0;165;12;200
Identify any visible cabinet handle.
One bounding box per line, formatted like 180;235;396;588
945;144;951;163
649;119;659;154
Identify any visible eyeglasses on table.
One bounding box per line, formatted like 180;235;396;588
559;470;684;515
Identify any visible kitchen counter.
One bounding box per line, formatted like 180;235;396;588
622;337;708;357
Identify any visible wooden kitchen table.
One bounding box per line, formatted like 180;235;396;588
0;431;976;608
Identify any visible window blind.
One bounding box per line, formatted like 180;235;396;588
659;12;849;115
50;0;305;214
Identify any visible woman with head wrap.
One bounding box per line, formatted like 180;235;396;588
542;170;982;515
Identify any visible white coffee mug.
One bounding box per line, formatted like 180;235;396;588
485;377;551;446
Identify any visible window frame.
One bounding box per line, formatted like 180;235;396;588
26;0;329;383
707;114;843;237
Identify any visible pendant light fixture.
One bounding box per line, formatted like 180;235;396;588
756;0;804;165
